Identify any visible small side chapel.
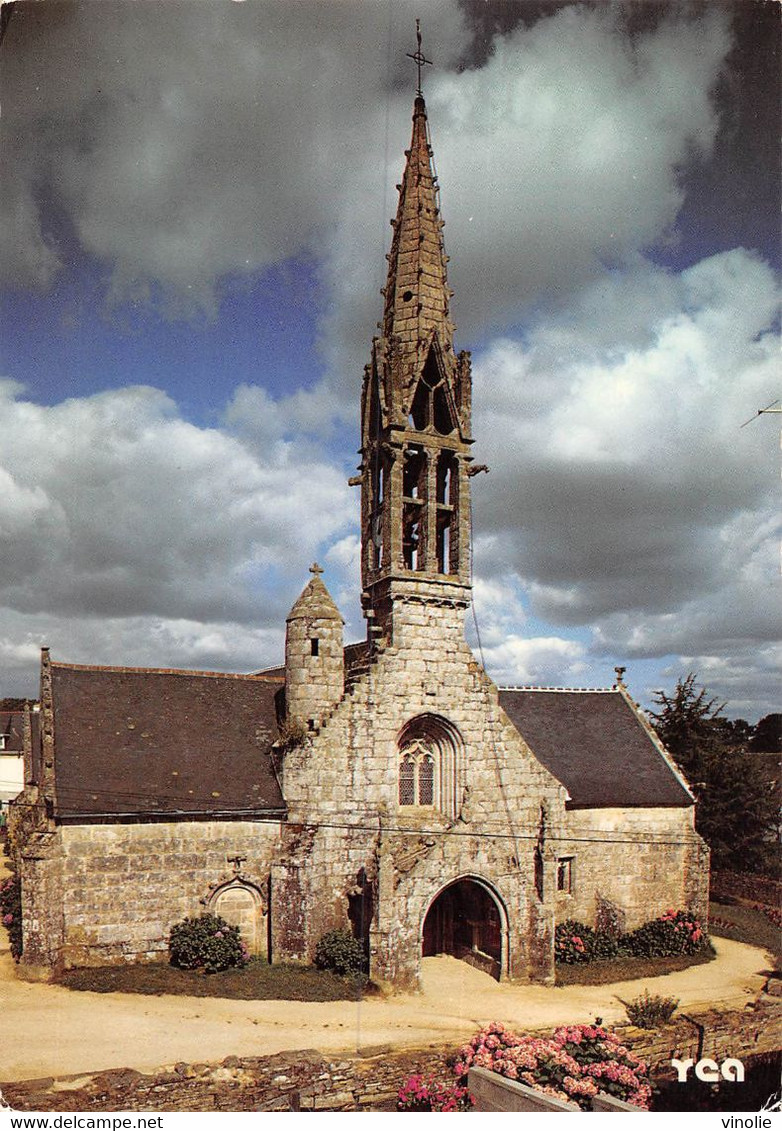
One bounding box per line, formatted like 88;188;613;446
10;79;708;989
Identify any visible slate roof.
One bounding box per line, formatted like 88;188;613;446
1;708;41;786
0;711;26;754
498;688;693;809
50;663;286;819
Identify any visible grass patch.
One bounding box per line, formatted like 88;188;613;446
555;948;715;986
57;958;377;1001
708;900;781;964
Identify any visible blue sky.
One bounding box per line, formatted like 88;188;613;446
0;0;779;719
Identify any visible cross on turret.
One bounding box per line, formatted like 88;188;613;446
406;19;432;97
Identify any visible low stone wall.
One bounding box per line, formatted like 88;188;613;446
620;997;782;1079
1;1046;454;1112
3;994;779;1113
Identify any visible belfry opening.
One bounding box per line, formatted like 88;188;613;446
422;878;505;981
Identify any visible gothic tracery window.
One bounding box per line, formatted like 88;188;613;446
398;740;437;807
396;715;463;818
393;741;436;805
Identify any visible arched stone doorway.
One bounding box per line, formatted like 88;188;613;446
422;878;505;981
210;880;267;959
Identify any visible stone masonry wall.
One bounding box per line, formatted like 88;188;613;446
19;831;64;969
281;597;569;988
558;807;709;931
23;819;283;970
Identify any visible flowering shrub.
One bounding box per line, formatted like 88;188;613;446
624;909;708;958
453;1020;652;1110
313;927;367;976
555;919;619;964
624;990;679;1028
168;913;247;973
397;1074;473;1111
0;872;22;960
556;910;710;964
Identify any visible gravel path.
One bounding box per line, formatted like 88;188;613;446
0;936;771;1083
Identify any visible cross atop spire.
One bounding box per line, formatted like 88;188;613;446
406;19;432;97
309;562;324;576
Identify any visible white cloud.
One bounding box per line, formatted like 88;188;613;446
2;3;732;383
0;0;469;312
479;634;587;687
0;2;776;719
0;607;287;697
468;247;780;710
0;382;353;633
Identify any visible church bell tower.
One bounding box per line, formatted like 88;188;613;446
358;69;474;649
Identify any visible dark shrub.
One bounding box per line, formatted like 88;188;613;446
590;930;621;961
0;872;22;959
554;919;619;964
168;913;247;973
624;990;679;1028
314;927;366;976
624;909;708;958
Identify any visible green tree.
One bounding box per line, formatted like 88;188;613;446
749;713;782;753
651;675;779;875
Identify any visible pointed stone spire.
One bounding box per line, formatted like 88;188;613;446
382;95;453;367
286;564;343;624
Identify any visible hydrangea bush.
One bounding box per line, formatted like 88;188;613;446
396;1075;473;1112
556;909;709;964
0;872;22;960
555;919;619;964
624;909;705;958
168;913;247;973
452;1020;652;1110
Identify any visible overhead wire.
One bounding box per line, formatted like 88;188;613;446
8;786;699;848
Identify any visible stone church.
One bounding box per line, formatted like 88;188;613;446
10;88;708;989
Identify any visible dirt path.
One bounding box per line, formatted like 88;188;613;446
0;936;771;1083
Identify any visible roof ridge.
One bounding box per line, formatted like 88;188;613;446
50;662;284;682
498;685;618;694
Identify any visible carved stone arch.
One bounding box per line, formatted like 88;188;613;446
421;873;509;981
396;713;463;820
406;333;458;436
206;877;268;959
